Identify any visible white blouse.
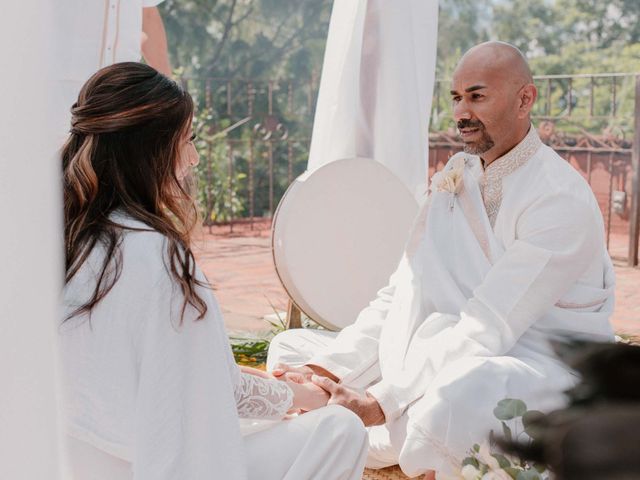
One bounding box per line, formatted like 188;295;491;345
59;214;291;479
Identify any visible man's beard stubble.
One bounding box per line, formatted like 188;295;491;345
457;119;495;155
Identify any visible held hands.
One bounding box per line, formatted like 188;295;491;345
240;365;329;412
270;363;386;426
287;381;330;413
271;364;333;413
311;375;386;427
272;363;339;384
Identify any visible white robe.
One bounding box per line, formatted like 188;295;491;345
267;127;615;476
59;214;368;480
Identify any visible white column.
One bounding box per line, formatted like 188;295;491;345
308;0;439;198
0;1;66;478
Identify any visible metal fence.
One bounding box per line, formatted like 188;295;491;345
186;73;640;266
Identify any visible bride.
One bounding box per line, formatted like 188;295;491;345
59;62;367;480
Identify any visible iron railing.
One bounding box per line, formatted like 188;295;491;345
185;73;640;266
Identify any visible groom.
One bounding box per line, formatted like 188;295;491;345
267;41;615;477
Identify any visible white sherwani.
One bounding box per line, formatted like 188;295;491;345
267;127;615;476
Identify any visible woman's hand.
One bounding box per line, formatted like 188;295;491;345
272;363;339;384
240;366;328;413
287;381;330;413
239;365;275;380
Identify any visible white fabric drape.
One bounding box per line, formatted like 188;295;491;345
307;0;439;198
0;1;66;479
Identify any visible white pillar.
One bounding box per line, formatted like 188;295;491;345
308;0;439;198
0;1;66;478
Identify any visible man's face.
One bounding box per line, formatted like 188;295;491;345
450;62;522;159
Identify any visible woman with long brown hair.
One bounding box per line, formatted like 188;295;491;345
59;62;368;480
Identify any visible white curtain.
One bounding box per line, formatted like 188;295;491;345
307;0;439;198
0;1;66;478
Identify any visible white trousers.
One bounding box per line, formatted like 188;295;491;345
244;404;369;480
266;328;572;476
66;404;368;480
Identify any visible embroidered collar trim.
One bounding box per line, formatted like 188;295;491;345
479;126;542;227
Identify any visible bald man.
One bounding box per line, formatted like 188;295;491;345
267;42;615;478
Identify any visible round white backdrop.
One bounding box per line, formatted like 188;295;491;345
272;157;419;331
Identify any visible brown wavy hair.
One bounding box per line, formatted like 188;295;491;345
62;62;207;322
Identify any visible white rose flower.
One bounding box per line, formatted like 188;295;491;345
461;464;481;480
477;442;501;471
437;166;464;194
430;155;468;195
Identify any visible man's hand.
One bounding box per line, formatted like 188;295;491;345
271;363;339;384
311;375;386;427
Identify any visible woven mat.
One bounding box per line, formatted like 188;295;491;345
362;465;421;479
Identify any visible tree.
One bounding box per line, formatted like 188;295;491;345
160;0;332;79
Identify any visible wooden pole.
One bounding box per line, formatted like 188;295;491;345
628;75;640;266
286;300;302;329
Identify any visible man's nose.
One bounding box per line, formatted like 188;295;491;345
453;100;472;123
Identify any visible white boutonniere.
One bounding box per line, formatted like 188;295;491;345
430;155;467;211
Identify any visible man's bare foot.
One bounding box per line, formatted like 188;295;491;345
423;470;435;480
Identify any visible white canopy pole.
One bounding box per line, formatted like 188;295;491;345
308;0;439;198
0;1;66;478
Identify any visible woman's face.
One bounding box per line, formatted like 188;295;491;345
177;124;199;180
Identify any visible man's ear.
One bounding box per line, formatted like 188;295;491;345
518;84;537;119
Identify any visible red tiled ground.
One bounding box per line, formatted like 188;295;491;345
195;220;640;337
193;221;289;334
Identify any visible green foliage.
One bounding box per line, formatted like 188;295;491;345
516;470;542;480
494;398;528;420
462;456;480;468
230;337;270;366
161;1;640;223
229;301;286;366
459;399;550;479
436;0;492;77
433;0;640;137
192;110;247;225
160;0;332;80
501;420;513;442
522;410;545;440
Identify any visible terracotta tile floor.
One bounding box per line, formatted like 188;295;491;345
194;221;640;337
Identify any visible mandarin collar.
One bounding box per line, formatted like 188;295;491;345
479;126;543;227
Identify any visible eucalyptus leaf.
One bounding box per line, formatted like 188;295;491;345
522;410;545;439
504;467;521;479
533;462;548;473
494;398;528;420
462;457;480;468
493;453;512;469
516;469;542;480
